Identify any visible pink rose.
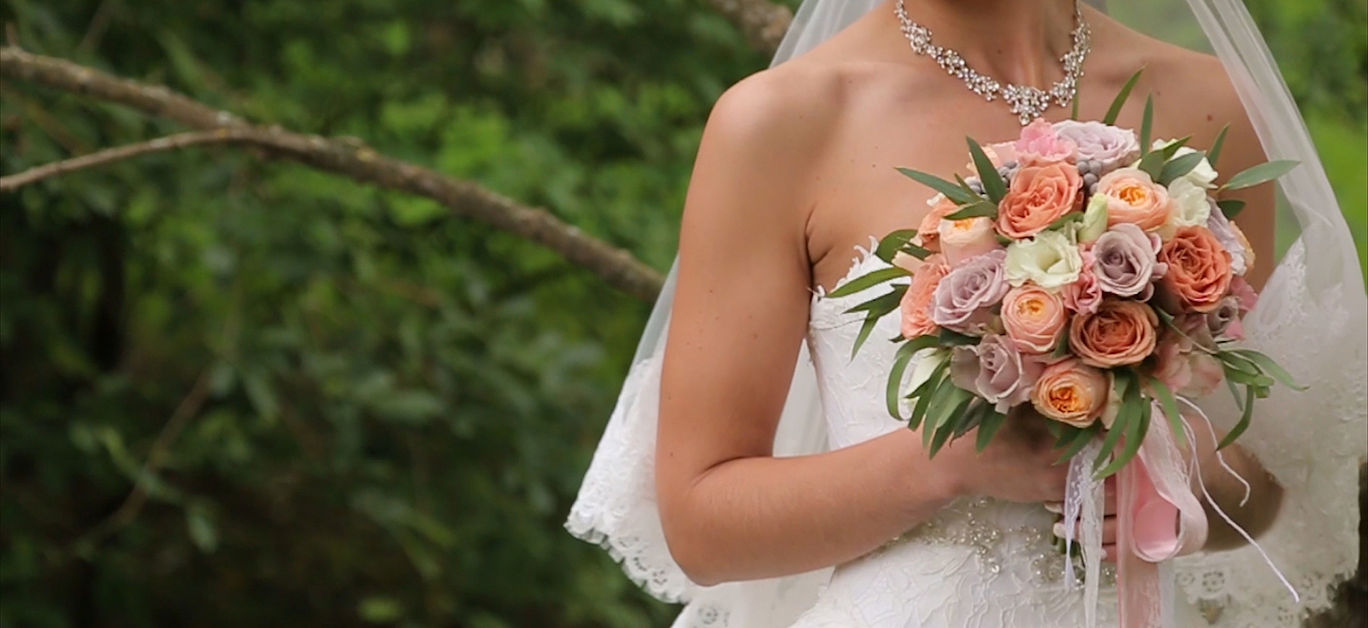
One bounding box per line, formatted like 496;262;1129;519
938;217;1003;266
900;256;950;339
1031;358;1109;427
1001;285;1067;354
1015;118;1077;166
950;334;1043;413
996;162;1084;239
1152;327;1224;398
1064;249;1104;314
1096;168;1173;232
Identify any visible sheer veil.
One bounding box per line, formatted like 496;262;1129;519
566;1;1367;625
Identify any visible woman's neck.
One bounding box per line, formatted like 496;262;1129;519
895;0;1081;88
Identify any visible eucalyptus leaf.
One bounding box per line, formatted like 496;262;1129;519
1103;68;1144;126
1221;160;1298;191
875;229;920;262
1217;384;1257;449
967;138;1007;203
944;200;999;221
1207;124;1230;166
1146;377;1188;450
975;410;1007;452
897;167;976;205
1158;152;1206;186
827;266;909;299
1139;95;1154;157
1229;349;1305;390
1217;199;1246;219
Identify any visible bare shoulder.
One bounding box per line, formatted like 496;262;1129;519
1088;13;1249;143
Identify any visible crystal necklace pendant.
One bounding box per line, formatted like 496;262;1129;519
894;0;1091;125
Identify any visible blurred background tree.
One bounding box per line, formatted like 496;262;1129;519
0;1;1362;627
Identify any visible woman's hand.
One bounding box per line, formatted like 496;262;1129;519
1046;478;1120;563
933;407;1074;505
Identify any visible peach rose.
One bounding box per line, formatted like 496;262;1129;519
900;255;950;339
1001;285;1068;354
1096;168;1173;232
1031;358;1109;427
1153;337;1224;398
938;216;1003;266
996;162;1083;239
1068;299;1160;367
918;195;959;252
1157;226;1233;313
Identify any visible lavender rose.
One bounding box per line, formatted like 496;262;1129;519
1204;296;1243;340
1053;120;1139;174
950;334;1043;412
931;249;1010;335
1206;205;1250;276
1091;223;1167;299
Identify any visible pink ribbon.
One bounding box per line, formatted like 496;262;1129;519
1116;409;1208;627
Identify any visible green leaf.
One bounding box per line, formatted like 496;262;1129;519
1145;378;1188;450
944;200;999;221
928;395;973;457
1229;349;1305;390
1103;68;1144;125
1207;124;1230;166
937;328;980;346
886;337;941;419
923;384;971;450
908;363;949;431
1045;211;1084;232
1096;399;1151;478
1137;150;1167;180
827;266;909;298
846;285;906;314
852;315;880;360
1055;424;1100;465
1094;373;1138;470
1217;199;1246;219
1070;90;1081;121
897;167;976;205
1217;384;1257;449
1221;160;1298;191
875;229;921;262
1158;152;1206;186
1139;95;1154;156
967;137;1008;203
953;400;989;438
975;410;1007;452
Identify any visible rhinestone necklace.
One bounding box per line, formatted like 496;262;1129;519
893;0;1091;125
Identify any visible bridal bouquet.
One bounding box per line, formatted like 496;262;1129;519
832;78;1298;475
830;75;1300;624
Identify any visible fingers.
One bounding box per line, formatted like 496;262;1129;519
1102;543;1116;564
1053;515;1119;546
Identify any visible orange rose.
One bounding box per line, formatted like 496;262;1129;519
900;255;950;339
1068;299;1159;367
1001;285;1067;354
1157;226;1233;313
918;196;959;252
996;162;1083;239
1096;168;1173;232
1031;358;1110;427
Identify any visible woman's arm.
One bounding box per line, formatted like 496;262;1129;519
655;72;1069;586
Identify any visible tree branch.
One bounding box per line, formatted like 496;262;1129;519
0;47;664;302
0;129;255;191
705;0;793;54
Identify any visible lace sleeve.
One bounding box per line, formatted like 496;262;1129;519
1174;241;1368;626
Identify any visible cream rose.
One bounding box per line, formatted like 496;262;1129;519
1004;230;1083;289
1160;178;1213;239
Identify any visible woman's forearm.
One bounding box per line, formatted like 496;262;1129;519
660;428;957;586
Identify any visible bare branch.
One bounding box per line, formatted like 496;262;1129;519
1;129;255;191
706;0;793;54
0;47;664;302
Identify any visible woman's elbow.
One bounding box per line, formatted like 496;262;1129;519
658;492;728;586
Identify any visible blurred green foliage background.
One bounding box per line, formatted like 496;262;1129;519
0;1;1363;626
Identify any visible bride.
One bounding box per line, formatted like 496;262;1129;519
567;1;1367;626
